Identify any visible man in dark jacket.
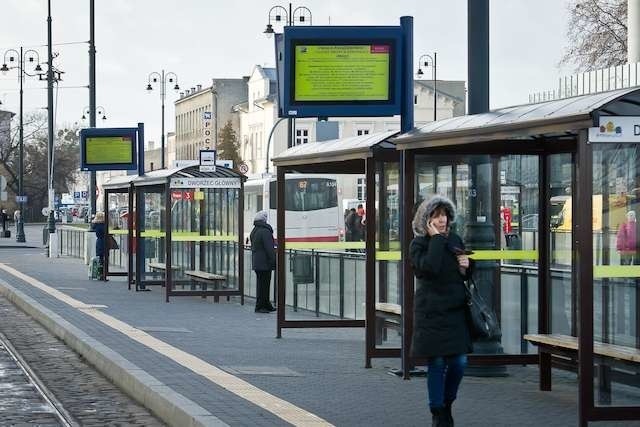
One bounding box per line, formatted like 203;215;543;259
410;194;473;427
250;210;276;313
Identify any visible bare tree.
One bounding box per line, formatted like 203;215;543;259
560;0;627;71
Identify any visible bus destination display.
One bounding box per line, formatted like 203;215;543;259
85;136;133;165
294;44;390;102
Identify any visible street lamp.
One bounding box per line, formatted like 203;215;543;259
417;53;437;121
1;47;44;243
263;4;312;175
264;4;312;35
82;106;107;122
145;70;179;169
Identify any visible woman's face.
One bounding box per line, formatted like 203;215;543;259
429;208;448;233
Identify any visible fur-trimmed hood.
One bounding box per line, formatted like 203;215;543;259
412;194;456;237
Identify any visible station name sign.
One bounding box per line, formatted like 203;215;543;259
589;116;640;143
170;177;241;189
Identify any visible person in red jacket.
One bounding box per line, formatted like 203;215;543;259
617;210;637;265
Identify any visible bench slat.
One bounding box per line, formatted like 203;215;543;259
524;334;640;363
148;262;181;271
375;302;402;316
184;270;226;281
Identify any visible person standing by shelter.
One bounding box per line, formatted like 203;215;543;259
1;209;7;235
250;210;276;313
92;212;106;280
410;194;473;427
617;210;637;265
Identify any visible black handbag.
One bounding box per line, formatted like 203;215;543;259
464;277;501;340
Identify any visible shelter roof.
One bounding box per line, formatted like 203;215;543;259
272;129;399;169
394;87;640;149
103;165;244;190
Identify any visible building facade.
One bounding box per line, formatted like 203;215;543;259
174;79;247;162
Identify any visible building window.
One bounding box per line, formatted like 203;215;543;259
357;129;370;136
357;178;366;201
295;128;309;146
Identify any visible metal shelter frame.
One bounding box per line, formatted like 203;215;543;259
272;130;400;363
394;87;640;425
102;165;246;302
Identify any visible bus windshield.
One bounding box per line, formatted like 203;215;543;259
270;178;338;211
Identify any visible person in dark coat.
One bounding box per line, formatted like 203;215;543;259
250;210;276;313
92;211;106;280
410;194;473;427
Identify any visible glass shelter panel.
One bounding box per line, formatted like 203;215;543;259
136;186;166;288
374;161;401;349
549;154;574;336
280;172;365;321
107;190;130;270
170;186;241;293
414;154;540;355
591;143;640;407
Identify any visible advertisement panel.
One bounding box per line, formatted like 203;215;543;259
80;127;138;171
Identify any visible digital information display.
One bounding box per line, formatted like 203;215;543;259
86;136;134;164
80;127;138;171
294;45;390;102
281;26;403;118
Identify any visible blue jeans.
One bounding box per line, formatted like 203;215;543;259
427;354;467;408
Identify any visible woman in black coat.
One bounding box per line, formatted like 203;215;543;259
410;195;473;427
250;210;276;313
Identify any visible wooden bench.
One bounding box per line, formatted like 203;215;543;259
148;262;181;272
375;302;402;345
524;333;640;402
183;270;227;301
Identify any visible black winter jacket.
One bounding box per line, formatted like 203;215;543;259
250;220;275;271
410;232;473;358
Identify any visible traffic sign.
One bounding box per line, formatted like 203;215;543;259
239;163;249;174
16;195;28;203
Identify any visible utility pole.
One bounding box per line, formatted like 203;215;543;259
89;0;97;219
47;0;57;257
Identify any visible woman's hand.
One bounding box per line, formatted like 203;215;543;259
426;221;440;236
457;255;470;269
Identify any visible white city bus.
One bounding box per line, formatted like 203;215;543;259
244;174;343;243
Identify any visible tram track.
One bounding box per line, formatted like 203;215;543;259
0;330;78;426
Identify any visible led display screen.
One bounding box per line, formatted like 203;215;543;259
294;44;391;102
85;136;134;164
80;127;138;171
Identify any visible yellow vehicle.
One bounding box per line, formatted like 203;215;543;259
551;194;630;232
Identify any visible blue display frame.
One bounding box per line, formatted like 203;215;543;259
80;127;138;172
282;26;403;118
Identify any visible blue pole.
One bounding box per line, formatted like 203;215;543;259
400;16;414;133
138;122;145;176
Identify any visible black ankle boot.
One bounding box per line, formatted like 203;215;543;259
430;407;449;427
444;401;454;427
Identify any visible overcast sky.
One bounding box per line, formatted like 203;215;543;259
0;0;572;145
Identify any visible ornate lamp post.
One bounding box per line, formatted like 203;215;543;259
145;71;179;169
82;106;107;122
263;3;312;176
1;47;44;242
417;53;437;121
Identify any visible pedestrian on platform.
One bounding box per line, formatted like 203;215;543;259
250;210;276;313
617;210;637;265
410;194;473;427
92;211;106;280
1;209;7;233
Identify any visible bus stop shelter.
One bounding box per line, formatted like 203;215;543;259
102;165;246;303
394;87;640;425
271;130;402;363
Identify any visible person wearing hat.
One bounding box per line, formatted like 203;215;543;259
250;210;276;313
92;212;106;279
410;194;473;427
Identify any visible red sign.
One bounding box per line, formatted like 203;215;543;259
183;191;194;201
171;191;183;200
501;207;512;234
